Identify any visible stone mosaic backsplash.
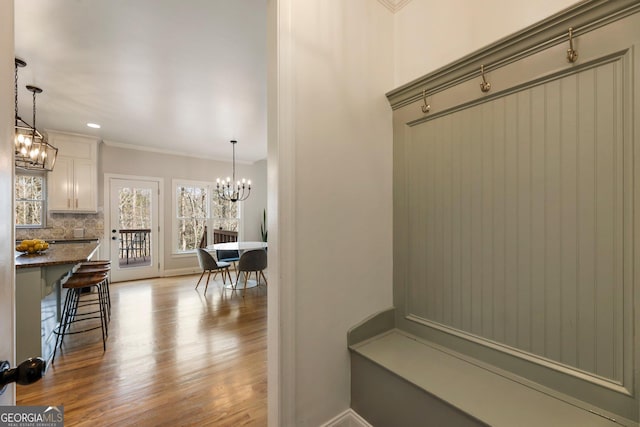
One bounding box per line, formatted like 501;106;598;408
16;212;104;241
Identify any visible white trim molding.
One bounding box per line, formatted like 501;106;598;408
321;409;372;427
376;0;412;14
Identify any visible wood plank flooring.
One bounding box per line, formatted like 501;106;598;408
16;274;267;426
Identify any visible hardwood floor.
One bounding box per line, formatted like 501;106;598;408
17;274;267;426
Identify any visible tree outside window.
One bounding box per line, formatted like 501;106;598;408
15;173;46;227
176;183;208;252
118;187;151;229
174;180;241;253
212;198;238;232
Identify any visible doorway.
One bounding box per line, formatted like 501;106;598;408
106;176;162;282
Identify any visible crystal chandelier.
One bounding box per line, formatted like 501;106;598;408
14;58;58;171
216;140;251;202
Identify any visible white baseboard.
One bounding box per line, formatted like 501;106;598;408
162;267;200;277
321;409;372;427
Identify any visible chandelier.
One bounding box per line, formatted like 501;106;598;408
14;58;58;171
216;140;251;202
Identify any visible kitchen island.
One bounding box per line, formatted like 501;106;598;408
16;240;100;364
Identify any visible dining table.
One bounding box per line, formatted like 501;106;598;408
207;241;268;289
209;241;268;252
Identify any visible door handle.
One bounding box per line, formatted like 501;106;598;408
0;357;46;395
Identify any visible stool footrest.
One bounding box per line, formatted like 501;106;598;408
52;271;110;362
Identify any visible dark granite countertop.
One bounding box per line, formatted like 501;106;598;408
15;241;100;269
15;238;99;244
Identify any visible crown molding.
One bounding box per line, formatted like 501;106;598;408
377;0;412;14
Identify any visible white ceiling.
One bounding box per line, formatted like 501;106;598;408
14;0;267;163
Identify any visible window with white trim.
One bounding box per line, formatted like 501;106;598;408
174;180;209;253
212;197;239;232
15;172;46;228
173;180;241;254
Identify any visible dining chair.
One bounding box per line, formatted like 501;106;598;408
195;248;232;294
235;249;268;292
216;249;240;269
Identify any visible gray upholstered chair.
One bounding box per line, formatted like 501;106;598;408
235;249;268;291
195;248;232;294
216;249;240;269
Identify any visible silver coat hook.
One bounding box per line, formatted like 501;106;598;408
567;27;578;63
421;89;430;113
479;65;491;93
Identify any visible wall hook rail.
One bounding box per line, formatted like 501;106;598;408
479;65;491;93
421;90;430;113
566;27;578;63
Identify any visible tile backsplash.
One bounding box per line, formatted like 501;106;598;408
16;212;104;241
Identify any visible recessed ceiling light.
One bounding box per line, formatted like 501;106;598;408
87;123;101;129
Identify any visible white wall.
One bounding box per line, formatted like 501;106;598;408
394;0;581;86
0;0;15;405
242;158;267;242
271;0;394;425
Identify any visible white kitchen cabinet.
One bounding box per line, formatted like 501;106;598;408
47;131;98;213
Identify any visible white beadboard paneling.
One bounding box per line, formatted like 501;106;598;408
405;57;626;385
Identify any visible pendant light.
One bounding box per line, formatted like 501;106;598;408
216;140;251;202
14;58;58;171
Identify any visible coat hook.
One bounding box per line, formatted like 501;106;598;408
566;27;578;63
421;89;430;113
479;65;491;93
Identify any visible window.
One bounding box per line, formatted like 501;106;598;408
15;172;46;228
212;198;239;232
175;181;209;253
173;180;241;254
118;187;152;229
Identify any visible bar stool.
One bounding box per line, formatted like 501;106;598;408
52;272;109;362
78;261;111;312
76;262;112;320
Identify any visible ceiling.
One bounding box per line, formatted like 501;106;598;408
14;0;267;163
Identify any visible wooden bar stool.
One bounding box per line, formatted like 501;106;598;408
77;261;112;318
80;260;111;267
74;267;111;322
52;272;109;362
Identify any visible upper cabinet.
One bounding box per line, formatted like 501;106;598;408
47;131;99;213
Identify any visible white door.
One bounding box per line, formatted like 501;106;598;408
108;177;160;282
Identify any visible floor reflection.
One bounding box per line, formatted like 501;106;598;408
16;273;268;426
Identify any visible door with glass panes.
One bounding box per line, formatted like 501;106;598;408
108;177;160;282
